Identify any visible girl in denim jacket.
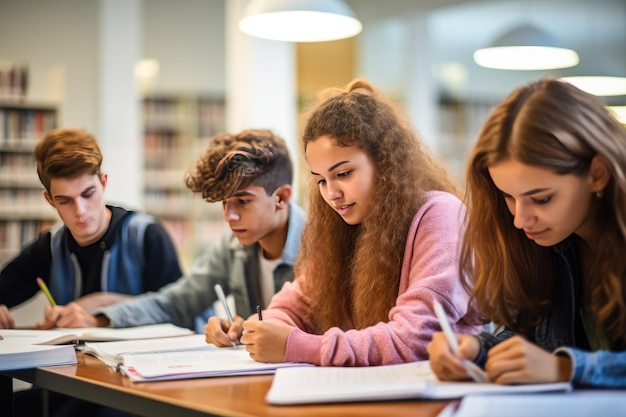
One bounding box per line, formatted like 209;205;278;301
428;78;626;387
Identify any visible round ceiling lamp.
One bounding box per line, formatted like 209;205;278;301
473;24;579;71
239;0;363;43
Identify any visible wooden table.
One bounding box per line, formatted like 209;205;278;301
2;352;449;417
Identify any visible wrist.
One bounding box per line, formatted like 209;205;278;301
556;355;573;382
94;314;111;327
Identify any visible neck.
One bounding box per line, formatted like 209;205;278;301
259;212;289;260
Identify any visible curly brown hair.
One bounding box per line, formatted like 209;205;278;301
34;128;103;195
184;129;292;202
297;78;460;331
463;78;626;348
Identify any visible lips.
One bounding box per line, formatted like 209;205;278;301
524;229;547;240
333;203;355;216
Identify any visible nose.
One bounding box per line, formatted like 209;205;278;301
75;198;88;216
223;202;240;222
512;201;534;230
325;181;343;201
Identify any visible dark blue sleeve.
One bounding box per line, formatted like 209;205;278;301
0;232;53;307
473;329;517;367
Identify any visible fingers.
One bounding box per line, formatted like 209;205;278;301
0;304;15;329
427;332;471;381
240;321;291;363
204;316;242;347
484;335;564;384
35;303;95;328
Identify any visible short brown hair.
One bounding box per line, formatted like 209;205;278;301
184;129;292;202
35;128;103;194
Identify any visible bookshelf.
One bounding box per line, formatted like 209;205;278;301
142;94;228;270
0;101;59;267
437;97;496;184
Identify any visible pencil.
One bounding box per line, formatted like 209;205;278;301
36;277;57;307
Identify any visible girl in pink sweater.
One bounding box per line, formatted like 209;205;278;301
206;78;483;366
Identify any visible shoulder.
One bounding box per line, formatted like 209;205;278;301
413;191;465;222
406;191;465;241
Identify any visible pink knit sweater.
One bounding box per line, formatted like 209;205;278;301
258;191;483;366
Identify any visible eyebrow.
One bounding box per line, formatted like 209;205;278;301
520;187;551;197
503;187;551;198
310;160;349;176
52;185;97;200
230;191;255;198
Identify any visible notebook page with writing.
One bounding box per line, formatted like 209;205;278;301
120;345;310;382
266;361;572;405
267;361;434;404
83;334;208;367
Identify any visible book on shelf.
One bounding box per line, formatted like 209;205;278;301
265;361;572;405
84;334;311;382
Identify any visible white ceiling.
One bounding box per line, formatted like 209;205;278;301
347;0;626;102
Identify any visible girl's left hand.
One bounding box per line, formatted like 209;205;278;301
485;335;572;384
240;320;293;363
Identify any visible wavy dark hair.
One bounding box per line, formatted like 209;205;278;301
296;78;460;331
463;78;626;348
184;129;292;202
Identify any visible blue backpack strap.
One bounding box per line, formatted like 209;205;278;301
105;212;154;294
48;222;78;304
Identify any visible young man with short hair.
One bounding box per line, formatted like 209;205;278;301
0;127;182;328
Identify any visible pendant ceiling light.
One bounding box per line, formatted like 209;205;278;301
239;0;362;43
473;24;579;70
560;55;626;96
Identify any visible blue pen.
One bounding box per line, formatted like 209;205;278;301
214;284;237;348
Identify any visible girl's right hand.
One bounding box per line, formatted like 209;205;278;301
427;332;481;381
205;315;244;347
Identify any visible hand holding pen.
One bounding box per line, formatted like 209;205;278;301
433;301;488;383
212;284;241;348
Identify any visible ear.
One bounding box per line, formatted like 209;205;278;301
100;172;108;190
274;184;292;209
43;190;55;208
589;155;611;193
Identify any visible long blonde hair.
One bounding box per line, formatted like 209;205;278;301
463;78;626;347
297;79;460;331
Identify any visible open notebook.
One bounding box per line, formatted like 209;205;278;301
266;361;572;405
0;323;194;345
84;334;311;382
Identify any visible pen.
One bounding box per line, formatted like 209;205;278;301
214;284;237;348
256;305;262;321
37;277;57;307
433;300;487;383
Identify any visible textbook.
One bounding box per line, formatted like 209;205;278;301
265;361;572;405
84;334;312;382
0;334;77;371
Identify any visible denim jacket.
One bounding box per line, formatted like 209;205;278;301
474;235;626;387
